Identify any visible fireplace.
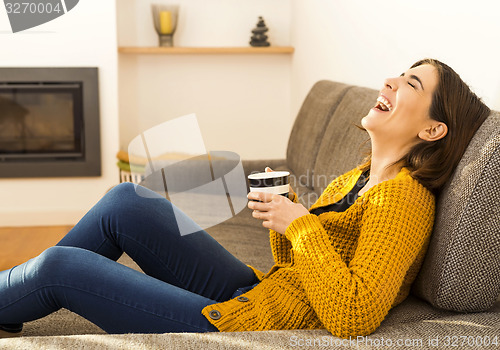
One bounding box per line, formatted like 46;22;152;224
0;68;100;177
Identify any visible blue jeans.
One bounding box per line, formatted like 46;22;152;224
0;183;259;334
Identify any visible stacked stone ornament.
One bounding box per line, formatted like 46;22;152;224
250;17;270;47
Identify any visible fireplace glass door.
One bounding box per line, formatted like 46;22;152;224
0;83;83;160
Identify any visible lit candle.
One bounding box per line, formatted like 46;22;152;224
159;11;173;34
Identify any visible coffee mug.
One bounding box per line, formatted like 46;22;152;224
247;171;290;199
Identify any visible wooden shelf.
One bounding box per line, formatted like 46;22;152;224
118;46;294;55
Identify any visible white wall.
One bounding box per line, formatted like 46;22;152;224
291;0;500;117
117;0;292;160
0;0;119;226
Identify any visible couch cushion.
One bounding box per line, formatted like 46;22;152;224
286;81;350;189
312;86;378;195
15;303;500;349
412;111;500;312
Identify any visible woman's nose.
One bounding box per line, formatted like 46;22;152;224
384;77;398;91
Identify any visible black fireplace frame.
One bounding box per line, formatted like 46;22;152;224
0;67;101;177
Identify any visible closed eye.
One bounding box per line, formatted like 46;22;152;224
401;72;424;90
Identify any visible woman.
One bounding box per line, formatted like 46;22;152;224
0;59;490;339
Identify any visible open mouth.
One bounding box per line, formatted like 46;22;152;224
374;95;393;112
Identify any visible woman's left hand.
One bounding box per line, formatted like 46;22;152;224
247;192;310;234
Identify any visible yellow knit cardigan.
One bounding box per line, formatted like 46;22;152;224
202;167;435;338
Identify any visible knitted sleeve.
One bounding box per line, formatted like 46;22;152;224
268;187;298;265
284;180;435;338
269;229;292;265
268;169;356;266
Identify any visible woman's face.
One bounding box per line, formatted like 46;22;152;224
361;64;439;148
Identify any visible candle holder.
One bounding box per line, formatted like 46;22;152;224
152;4;179;47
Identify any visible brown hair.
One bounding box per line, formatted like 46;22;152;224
359;58;491;195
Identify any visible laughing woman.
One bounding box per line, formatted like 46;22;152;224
0;59;490;338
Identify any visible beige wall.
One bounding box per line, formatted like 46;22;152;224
0;0;119;226
120;0;500;163
117;0;292;160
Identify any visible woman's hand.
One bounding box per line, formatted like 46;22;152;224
247;192;310;234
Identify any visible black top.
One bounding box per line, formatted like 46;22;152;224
310;171;369;215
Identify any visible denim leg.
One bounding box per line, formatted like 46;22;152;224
57;183;258;301
0;246;219;334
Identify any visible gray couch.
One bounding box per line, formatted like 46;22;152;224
2;80;499;349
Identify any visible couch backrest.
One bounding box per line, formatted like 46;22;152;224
312;86;378;196
287;81;377;196
412;111;500;312
289;80;500;312
286;81;351;190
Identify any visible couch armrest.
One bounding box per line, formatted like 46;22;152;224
241;159;288;178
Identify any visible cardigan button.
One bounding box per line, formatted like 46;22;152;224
209;310;221;320
237;296;249;302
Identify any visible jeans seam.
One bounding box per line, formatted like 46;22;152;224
0;284;214;332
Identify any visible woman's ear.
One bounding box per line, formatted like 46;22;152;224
418;122;448;142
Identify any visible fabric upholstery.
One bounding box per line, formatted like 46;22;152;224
413;111;500;312
286;81;350;187
10;296;499;350
313;86;378;195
